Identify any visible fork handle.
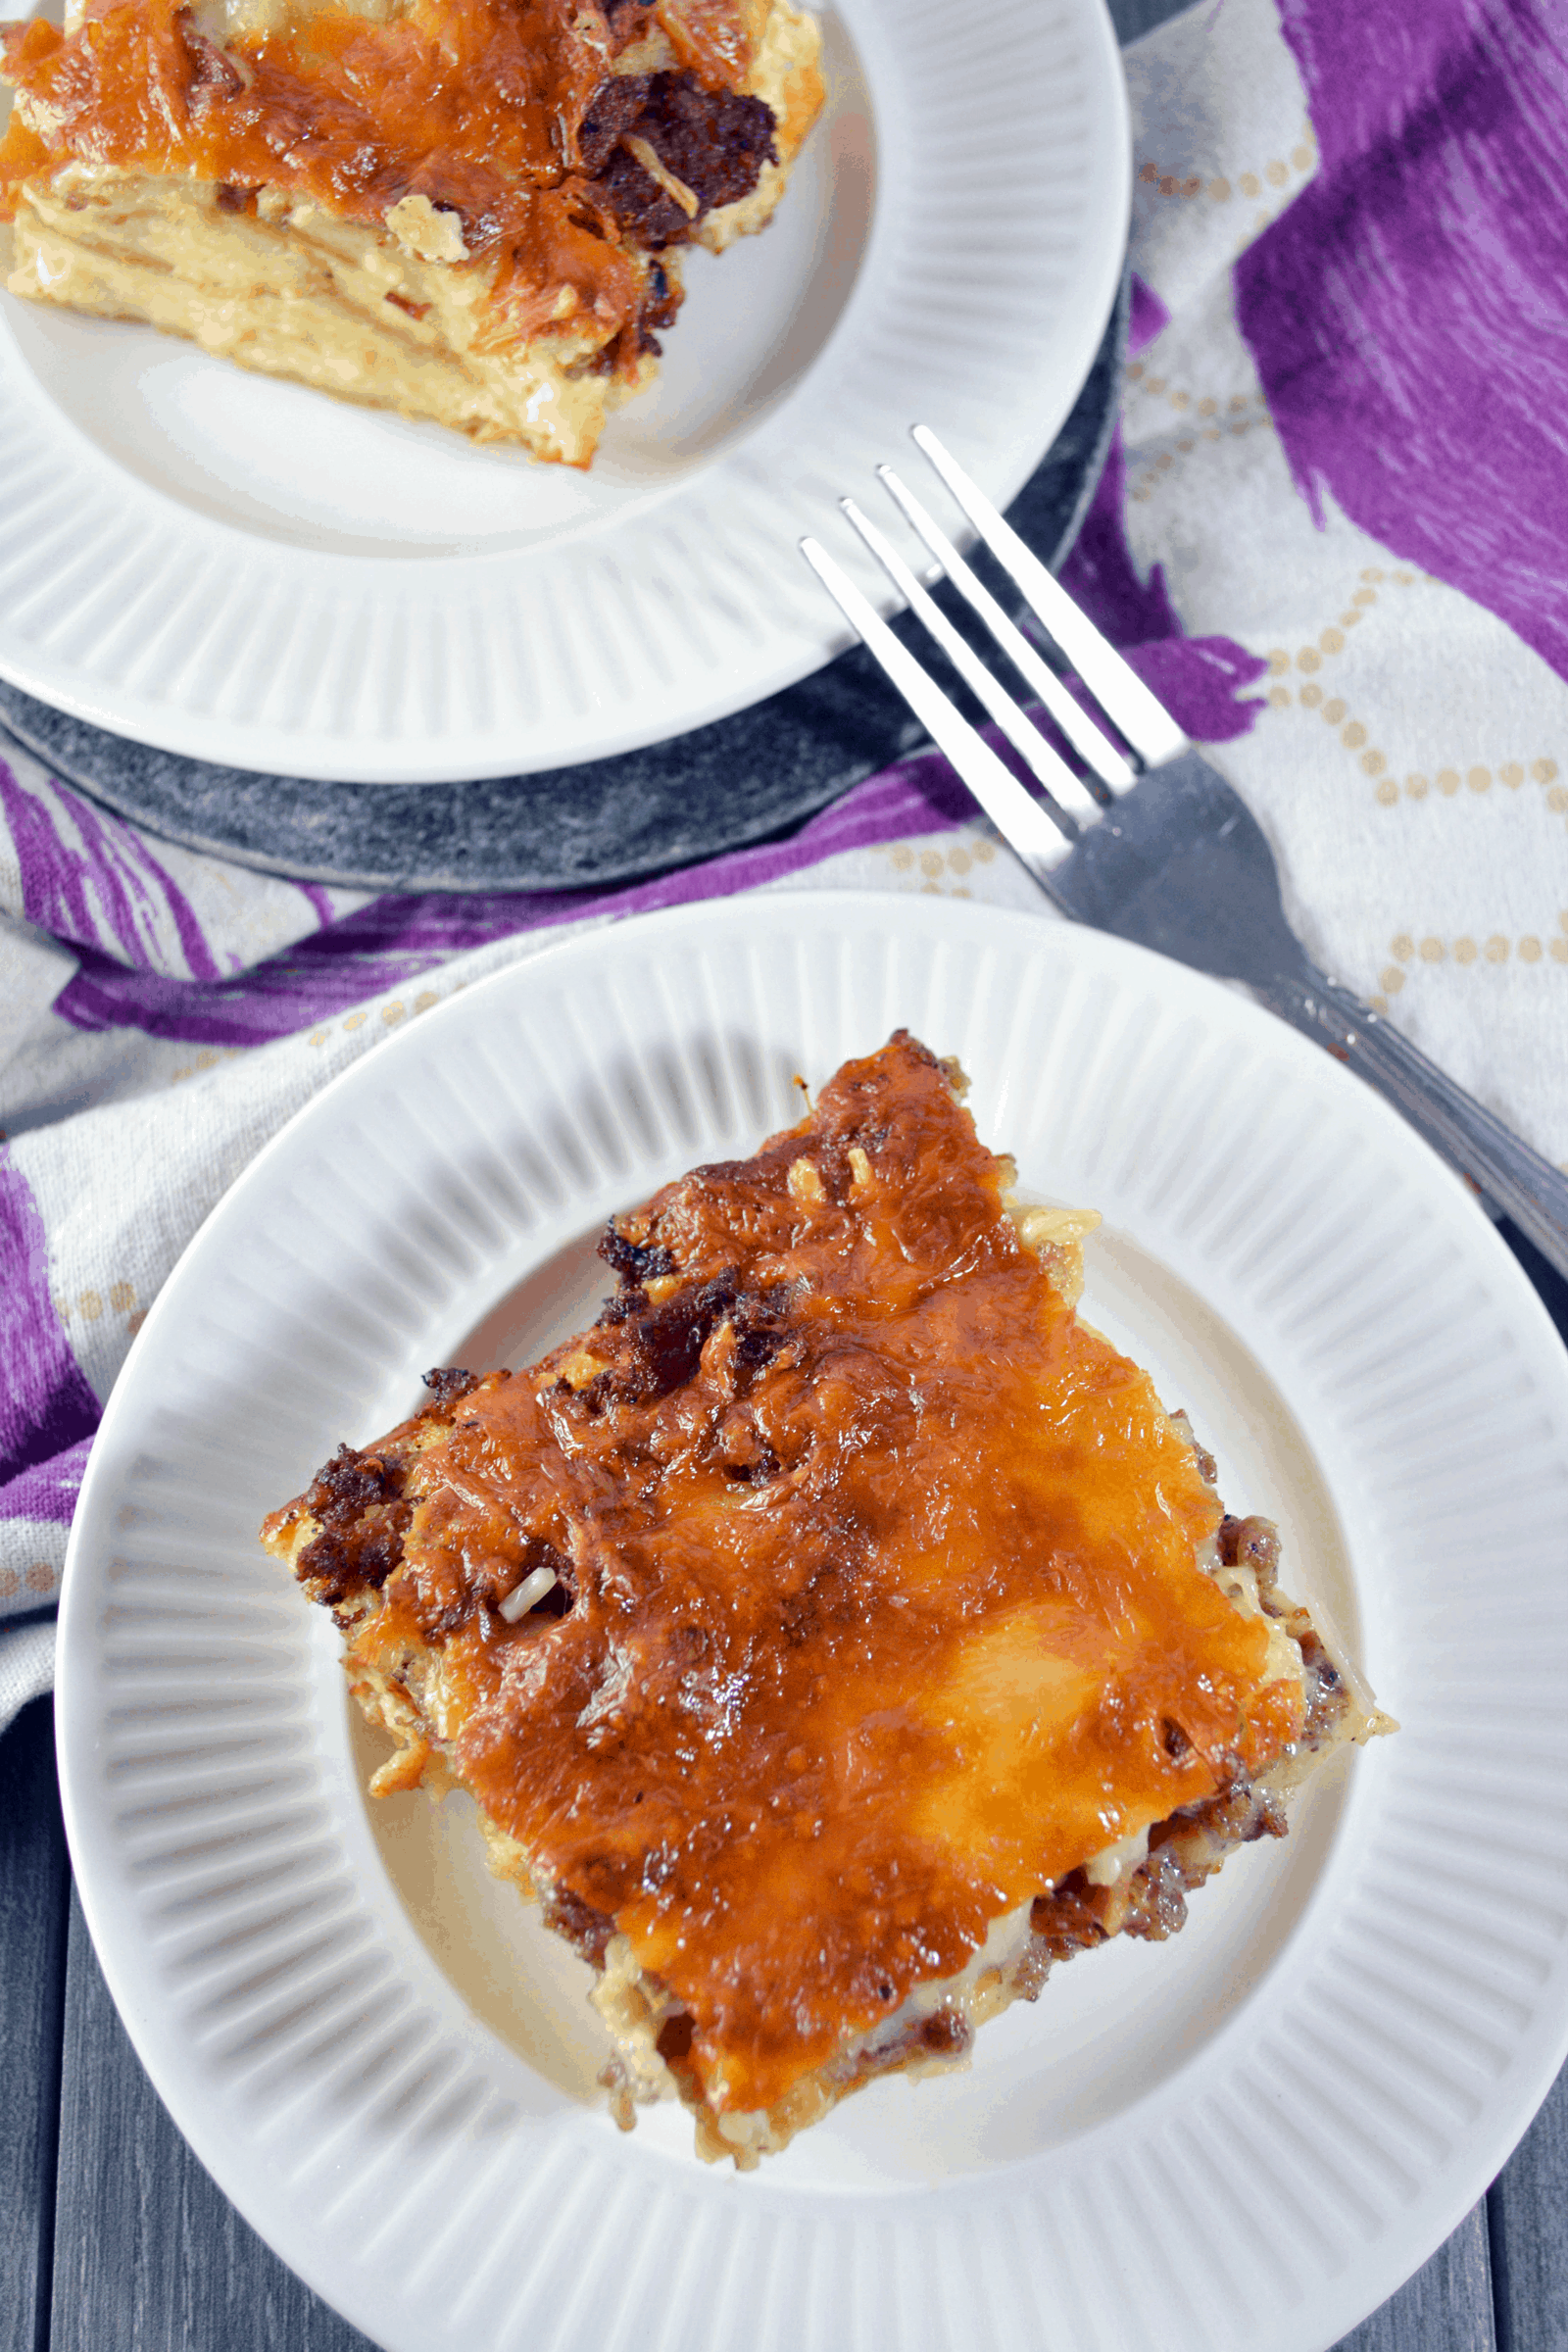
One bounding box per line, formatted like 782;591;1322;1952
1260;969;1568;1283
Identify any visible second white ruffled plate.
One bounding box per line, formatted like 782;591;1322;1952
59;892;1568;2352
0;0;1129;780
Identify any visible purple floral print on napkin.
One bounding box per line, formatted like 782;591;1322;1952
1237;0;1568;680
0;1152;100;1517
1057;273;1268;746
1;758;224;978
1059;430;1268;745
1;757;335;978
0;1438;93;1533
46;751;980;1045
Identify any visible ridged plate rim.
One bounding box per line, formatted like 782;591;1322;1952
0;0;1129;783
58;891;1568;2352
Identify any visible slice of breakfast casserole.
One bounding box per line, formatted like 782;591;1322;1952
261;1032;1389;2164
0;0;822;461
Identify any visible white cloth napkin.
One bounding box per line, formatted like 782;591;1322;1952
3;0;1565;1728
1120;0;1568;1159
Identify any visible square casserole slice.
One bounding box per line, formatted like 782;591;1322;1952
0;0;822;462
261;1032;1390;2165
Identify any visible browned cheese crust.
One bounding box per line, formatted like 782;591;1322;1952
0;0;824;459
261;1035;1389;2165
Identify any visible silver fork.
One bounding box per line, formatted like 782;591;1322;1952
802;426;1568;1283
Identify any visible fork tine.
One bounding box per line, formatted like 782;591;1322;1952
874;466;1135;800
910;424;1189;770
798;536;1074;889
838;495;1102;826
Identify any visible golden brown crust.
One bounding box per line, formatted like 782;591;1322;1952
0;0;822;459
262;1034;1387;2160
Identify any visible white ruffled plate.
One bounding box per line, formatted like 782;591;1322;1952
0;0;1129;782
59;893;1568;2352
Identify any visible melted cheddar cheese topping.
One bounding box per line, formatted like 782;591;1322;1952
0;0;757;346
323;1035;1304;2116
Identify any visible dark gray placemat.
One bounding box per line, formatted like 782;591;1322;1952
0;281;1124;894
